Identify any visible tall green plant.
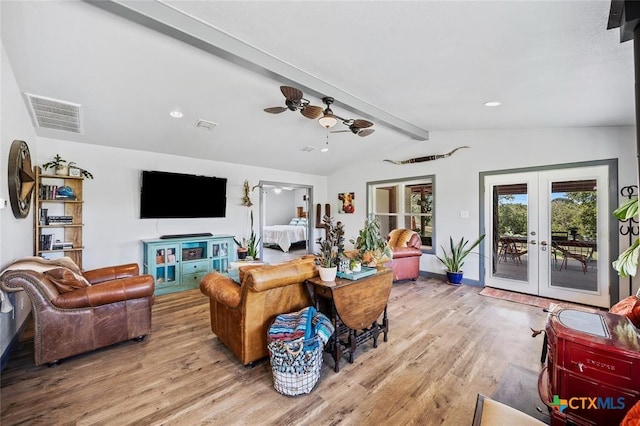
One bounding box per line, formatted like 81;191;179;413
315;215;345;267
436;234;485;272
235;210;260;259
350;214;392;263
612;197;639;278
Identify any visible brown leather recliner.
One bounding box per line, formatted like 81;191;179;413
199;256;316;365
0;257;154;366
385;229;423;282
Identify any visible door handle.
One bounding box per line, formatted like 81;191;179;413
530;240;536;245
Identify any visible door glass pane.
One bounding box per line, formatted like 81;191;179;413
492;183;528;282
549;179;597;291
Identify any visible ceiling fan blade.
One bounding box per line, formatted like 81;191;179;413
358;129;375;137
352;119;373;129
300;105;323;119
264;106;287;114
280;86;303;102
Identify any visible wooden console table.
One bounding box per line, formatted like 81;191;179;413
306;269;393;372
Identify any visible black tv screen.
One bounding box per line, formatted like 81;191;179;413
140;170;227;218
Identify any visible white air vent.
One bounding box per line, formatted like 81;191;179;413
195;119;218;131
24;93;82;134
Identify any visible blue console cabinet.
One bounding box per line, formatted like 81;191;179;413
143;235;235;295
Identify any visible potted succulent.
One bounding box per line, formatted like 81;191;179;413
233;238;249;260
235;210;260;260
67;162;94;179
436;234;485;285
315;215;345;281
350;214;393;267
41;154;68;176
42;155;94;179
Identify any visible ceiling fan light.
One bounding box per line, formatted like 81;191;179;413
319;114;338;128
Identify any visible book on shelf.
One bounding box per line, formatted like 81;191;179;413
39;234;53;251
51;241;73;250
38;208;48;225
46;215;73;225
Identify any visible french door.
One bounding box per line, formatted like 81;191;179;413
483;166;610;308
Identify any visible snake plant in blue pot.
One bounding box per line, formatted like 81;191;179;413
436;234;485;285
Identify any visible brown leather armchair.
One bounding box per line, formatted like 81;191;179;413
385;229;423;281
200;256;316;365
0;258;154;366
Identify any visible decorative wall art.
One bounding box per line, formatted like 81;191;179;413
384;146;469;165
8;140;36;218
338;192;355;214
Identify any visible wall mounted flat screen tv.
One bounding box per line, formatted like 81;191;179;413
140;170;227;218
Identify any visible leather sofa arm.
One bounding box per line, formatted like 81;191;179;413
200;273;241;308
82;263;139;284
392;246;423;259
53;275;154;309
407;233;423;249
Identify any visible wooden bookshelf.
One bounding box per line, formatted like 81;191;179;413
33;167;84;268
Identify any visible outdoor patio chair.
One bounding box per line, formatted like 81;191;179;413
498;237;527;265
556;241;594;274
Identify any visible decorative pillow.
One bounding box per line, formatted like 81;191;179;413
288;218;300;225
44;268;90;293
297;218;307;226
610;296;640;328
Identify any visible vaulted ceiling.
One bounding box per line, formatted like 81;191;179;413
1;1;634;176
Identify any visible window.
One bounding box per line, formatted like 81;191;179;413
367;175;434;252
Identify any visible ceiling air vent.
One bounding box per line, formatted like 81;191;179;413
24;93;82;134
195;119;218;131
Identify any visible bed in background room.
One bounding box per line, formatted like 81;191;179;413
263;217;308;252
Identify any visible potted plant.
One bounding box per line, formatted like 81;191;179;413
233;238;249;260
350;214;393;267
613;196;639;278
67;162;94;179
42;155;94;179
236;210;260;260
436;234;485;285
315;215;345;281
41;154;68;176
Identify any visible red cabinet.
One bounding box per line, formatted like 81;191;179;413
539;304;640;425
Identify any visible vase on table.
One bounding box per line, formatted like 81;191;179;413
318;266;337;282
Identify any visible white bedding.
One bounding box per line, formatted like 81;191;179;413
262;225;307;252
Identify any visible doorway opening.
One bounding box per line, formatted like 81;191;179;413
480;160;618;308
258;181;313;264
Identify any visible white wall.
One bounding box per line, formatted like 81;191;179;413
34;139;328;270
328;126;637;299
264;189;296;225
0;44;37;358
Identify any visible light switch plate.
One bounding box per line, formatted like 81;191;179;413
460;210;469;219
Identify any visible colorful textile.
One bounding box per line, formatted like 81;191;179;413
268;306;334;347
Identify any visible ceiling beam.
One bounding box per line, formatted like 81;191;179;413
87;0;429;141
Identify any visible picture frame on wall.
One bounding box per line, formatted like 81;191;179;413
338;192;355;214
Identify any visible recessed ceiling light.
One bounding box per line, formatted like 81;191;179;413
170;110;184;118
484;101;502;107
320;147;329;153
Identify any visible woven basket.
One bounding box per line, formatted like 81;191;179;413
267;336;323;396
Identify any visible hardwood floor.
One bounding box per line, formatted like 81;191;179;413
1;278;549;425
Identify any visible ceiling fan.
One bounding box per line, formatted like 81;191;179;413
263;86;323;119
264;86;375;137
